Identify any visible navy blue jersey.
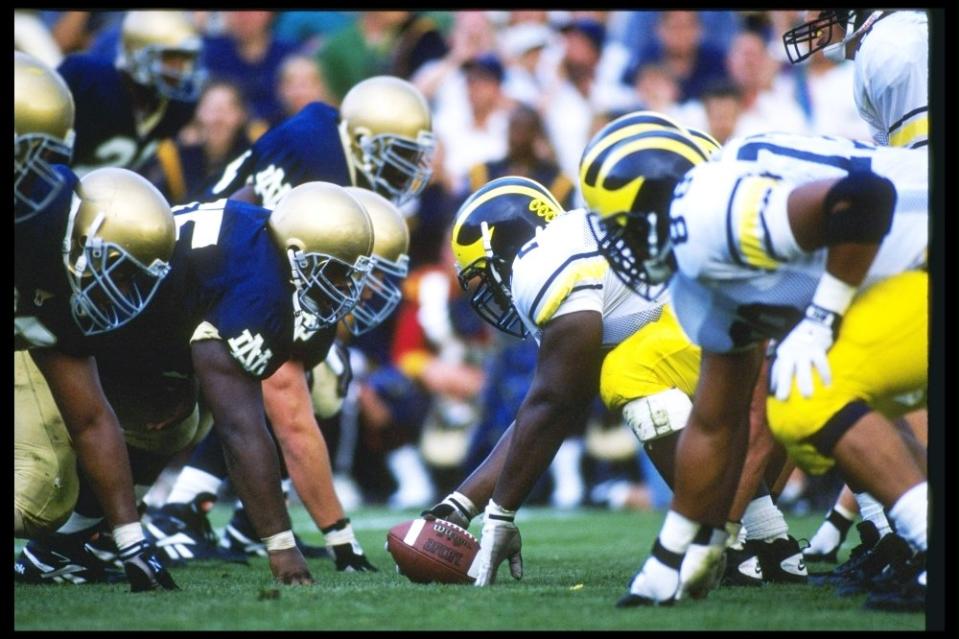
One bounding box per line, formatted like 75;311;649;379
58;54;196;176
92;199;302;381
204;102;352;209
14;165;92;356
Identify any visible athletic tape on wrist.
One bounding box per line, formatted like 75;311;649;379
262;530;296;552
812;271;858;316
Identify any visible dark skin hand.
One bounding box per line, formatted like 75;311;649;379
190;339;312;585
29;349;140;531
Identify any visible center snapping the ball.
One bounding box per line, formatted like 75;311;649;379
386;518;480;584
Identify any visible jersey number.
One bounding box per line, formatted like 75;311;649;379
172;200;227;248
734;142;874;173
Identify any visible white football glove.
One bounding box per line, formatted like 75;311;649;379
770;305;838;401
470;501;523;586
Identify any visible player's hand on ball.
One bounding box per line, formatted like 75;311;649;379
470;503;523;586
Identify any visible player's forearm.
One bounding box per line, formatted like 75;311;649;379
276;424;345;529
491;397;590;511
214;414;292;538
69;415;141;528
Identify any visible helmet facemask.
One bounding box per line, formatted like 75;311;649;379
129;45;206;101
456;221;527;339
286;247;373;333
591;210;673;303
63;204;172;335
782;10;858;64
344;253;409;336
355;130;435;206
14;131;74;223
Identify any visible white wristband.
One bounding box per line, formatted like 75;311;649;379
324;523;355;547
262;530;296;552
811;271;858;316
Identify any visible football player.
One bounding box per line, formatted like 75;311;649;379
58;10;205;176
433;128;805;590
587;125;928;611
17;182;376;586
146;75;433;559
715;131;929;592
782;10;928;148
14;51;75;225
205;75;434;209
146;187;410;571
15;164;179;592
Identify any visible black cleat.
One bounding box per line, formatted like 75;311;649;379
14;538;125;585
809;521;880;585
750;536;808;584
722;543;764;587
834;534;914;597
616;593;675;608
864;570;926;613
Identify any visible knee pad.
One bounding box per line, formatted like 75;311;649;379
622;388;692;443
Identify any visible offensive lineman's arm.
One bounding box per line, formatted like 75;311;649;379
191;339;312;585
29;349;140;531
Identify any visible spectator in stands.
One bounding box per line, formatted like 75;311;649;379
143;80;254;204
500;21;557;107
202;11;299;127
725;29;809;137
621;11;731;104
316;12;409;103
432;53;513;196
467;105;575;210
276;54;331;120
700;79;744;144
541;18;606;186
389;12;450;80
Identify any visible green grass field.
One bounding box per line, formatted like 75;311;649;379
14;505;925;631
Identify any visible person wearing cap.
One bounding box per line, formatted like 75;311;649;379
433;51;514;196
500;22;556;106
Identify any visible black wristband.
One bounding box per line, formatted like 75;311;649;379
321;517;351;535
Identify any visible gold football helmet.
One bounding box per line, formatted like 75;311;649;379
269;182;375;333
339;76;435;206
342;187;411;336
14;51;76;223
118;11;206;101
451;176;565;338
63;168;176;335
579;122;708;300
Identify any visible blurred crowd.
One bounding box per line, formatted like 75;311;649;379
15;9;862;514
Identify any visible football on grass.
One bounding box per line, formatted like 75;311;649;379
386;518;480;584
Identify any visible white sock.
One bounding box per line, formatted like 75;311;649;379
387;445;434;507
282;478;292;497
888;482;927;552
659;510;702;555
549;437;585;509
165;466;223;505
807;504;856;553
742;495;789;541
56;511;103;536
113;522;145;551
855;492;893;537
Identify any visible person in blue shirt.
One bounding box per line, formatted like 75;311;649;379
15;162;180;592
206;74;435;209
57;10;205;176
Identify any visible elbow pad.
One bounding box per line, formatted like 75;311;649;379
823;171;896;244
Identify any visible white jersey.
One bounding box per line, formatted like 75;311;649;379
667;161;928;353
509;208;664;348
716;132;929;222
853;11;928;148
